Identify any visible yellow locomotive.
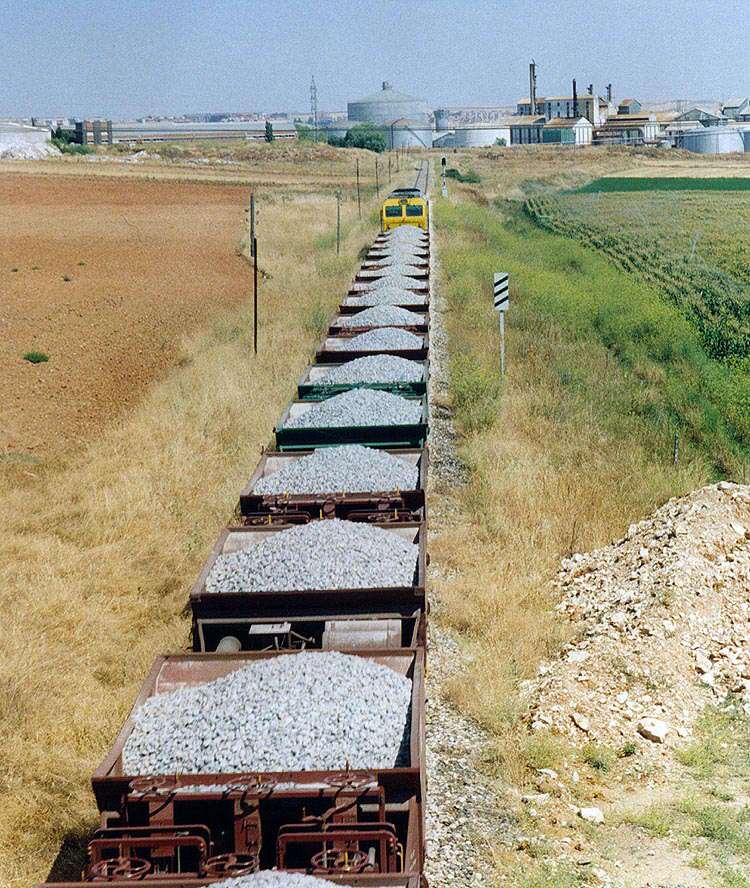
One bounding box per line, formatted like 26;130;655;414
380;187;429;232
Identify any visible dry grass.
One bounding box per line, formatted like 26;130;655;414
0;149;416;886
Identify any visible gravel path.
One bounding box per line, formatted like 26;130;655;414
425;189;517;886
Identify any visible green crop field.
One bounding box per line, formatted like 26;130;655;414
525;189;750;364
575;177;750;193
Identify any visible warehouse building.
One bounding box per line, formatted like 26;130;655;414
542;117;593;145
595;112;660;145
509;116;546;144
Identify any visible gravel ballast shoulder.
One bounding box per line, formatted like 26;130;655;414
281;389;422;429
122;651;412;775
339;305;424;328
331;328;423;351
253;445;418;495
320;355;424;385
205;518;419;593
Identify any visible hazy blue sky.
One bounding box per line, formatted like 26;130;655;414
2;0;748;118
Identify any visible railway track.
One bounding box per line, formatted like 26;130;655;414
42;161;435;888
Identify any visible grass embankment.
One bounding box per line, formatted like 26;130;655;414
576;177;750;193
432;192;750;792
0;163;407;886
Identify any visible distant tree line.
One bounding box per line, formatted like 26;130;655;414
295;122;386;153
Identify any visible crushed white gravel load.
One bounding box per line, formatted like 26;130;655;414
331;328;423;351
205;518;418;594
122;651;412;775
320;355;424;385
339;305;424;328
281;389;422;429
347;286;426;306
253;445;418;495
208;874;335;888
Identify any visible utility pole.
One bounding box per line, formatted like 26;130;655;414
253;236;258;354
355;159;361;219
375;158;380;197
336;191;341;255
310;75;318;142
249;192;256;257
388;155;391;182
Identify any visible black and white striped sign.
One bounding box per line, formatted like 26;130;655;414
493;272;509;312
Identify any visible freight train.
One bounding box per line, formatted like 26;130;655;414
40;162;434;888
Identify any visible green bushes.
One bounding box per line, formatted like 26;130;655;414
445;167;481;183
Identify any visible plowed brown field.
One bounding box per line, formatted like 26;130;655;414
0;172;248;457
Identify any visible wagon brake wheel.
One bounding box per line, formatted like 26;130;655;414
88;856;151;880
203;852;259;877
322;772;373;791
310;847;370;873
128;775;176;796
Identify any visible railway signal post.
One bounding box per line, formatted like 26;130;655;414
493;272;510;376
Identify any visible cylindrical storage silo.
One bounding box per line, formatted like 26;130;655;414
678;127;744;154
349;83;432;126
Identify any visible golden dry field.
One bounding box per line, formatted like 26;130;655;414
0;143;410;886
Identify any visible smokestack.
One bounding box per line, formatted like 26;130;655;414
572;78;578;118
529;60;537;113
607;83;613;103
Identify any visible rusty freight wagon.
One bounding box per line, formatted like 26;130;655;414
189;522;426;652
238;447;427;523
296;361;428;400
82;650;425;882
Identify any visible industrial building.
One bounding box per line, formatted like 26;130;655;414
542;117;593;145
595;111;661;145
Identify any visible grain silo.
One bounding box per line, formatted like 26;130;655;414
678;127;744;154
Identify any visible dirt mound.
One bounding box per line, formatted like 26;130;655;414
0;140;60;160
523;483;750;761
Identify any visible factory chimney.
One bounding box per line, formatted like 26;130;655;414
607;83;613;103
529;60;537;114
572;78;578;118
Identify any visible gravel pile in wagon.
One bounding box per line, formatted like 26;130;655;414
281;389;422;429
320;355;424;385
206;518;418;594
253;445;418;495
330;327;423;351
208;873;336;888
369;264;425;284
347;285;426;306
122;650;412;775
338;305;423;328
386;227;426;243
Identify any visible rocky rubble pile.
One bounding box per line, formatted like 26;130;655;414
523;483;750;760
